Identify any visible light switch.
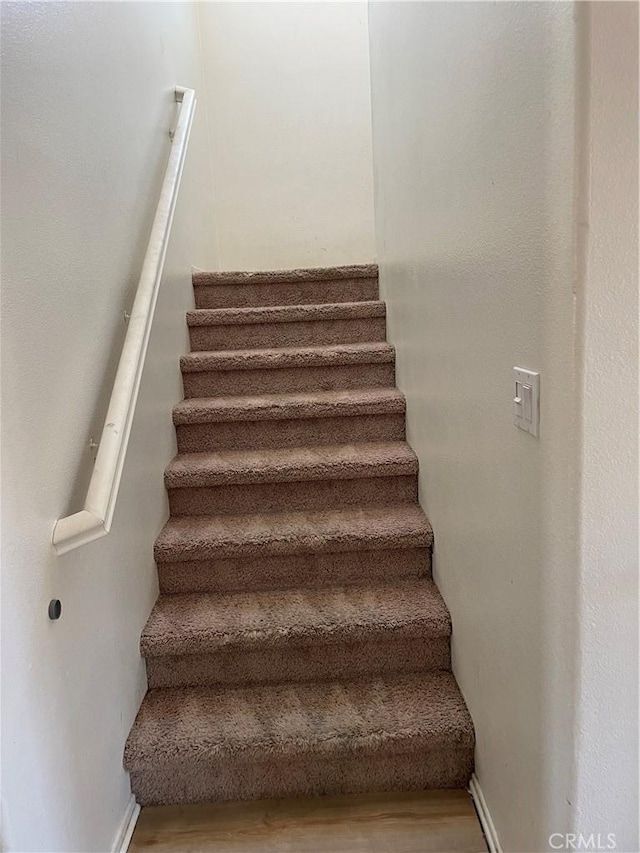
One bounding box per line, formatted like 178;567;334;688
513;367;539;436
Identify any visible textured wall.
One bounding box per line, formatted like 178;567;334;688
368;4;580;850
573;4;639;850
1;3;216;850
197;1;376;270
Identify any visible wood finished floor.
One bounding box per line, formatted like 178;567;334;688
128;789;488;853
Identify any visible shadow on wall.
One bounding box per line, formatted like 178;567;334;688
368;3;580;851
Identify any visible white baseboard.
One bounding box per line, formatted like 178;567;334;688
111;794;140;853
469;774;503;853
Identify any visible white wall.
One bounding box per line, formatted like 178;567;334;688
198;1;376;270
1;3;216;851
573;4;639;850
368;2;637;850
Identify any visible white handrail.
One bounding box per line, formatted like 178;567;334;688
52;86;196;555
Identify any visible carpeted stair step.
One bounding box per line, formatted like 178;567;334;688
180;342;395;398
142;579;451;689
125;263;476;808
193;264;379;309
158;546;432;596
173;387;406;453
165;442;418;516
124;672;475;805
154;504;433;565
187;301;386;352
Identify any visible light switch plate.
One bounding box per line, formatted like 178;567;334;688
513;367;540;436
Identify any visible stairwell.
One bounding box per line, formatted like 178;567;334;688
124;264;475;805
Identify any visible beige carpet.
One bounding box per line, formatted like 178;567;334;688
124;264;474;805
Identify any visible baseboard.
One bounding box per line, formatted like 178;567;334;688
111;794;140;853
469;774;503;853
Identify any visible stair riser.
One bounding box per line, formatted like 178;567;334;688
157;547;432;595
176;414;405;453
182;363;395;398
189;318;387;352
129;747;474;806
131;259;473;805
145;636;450;689
194;278;378;309
168;475;418;517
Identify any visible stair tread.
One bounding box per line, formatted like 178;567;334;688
165;442;417;489
124;671;473;770
141;579;450;657
187;301;385;327
173;387;405;425
193;264;378;287
129;259;475;801
154;505;433;563
181;342;394;373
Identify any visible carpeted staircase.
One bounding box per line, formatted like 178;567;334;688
124;264;474;806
